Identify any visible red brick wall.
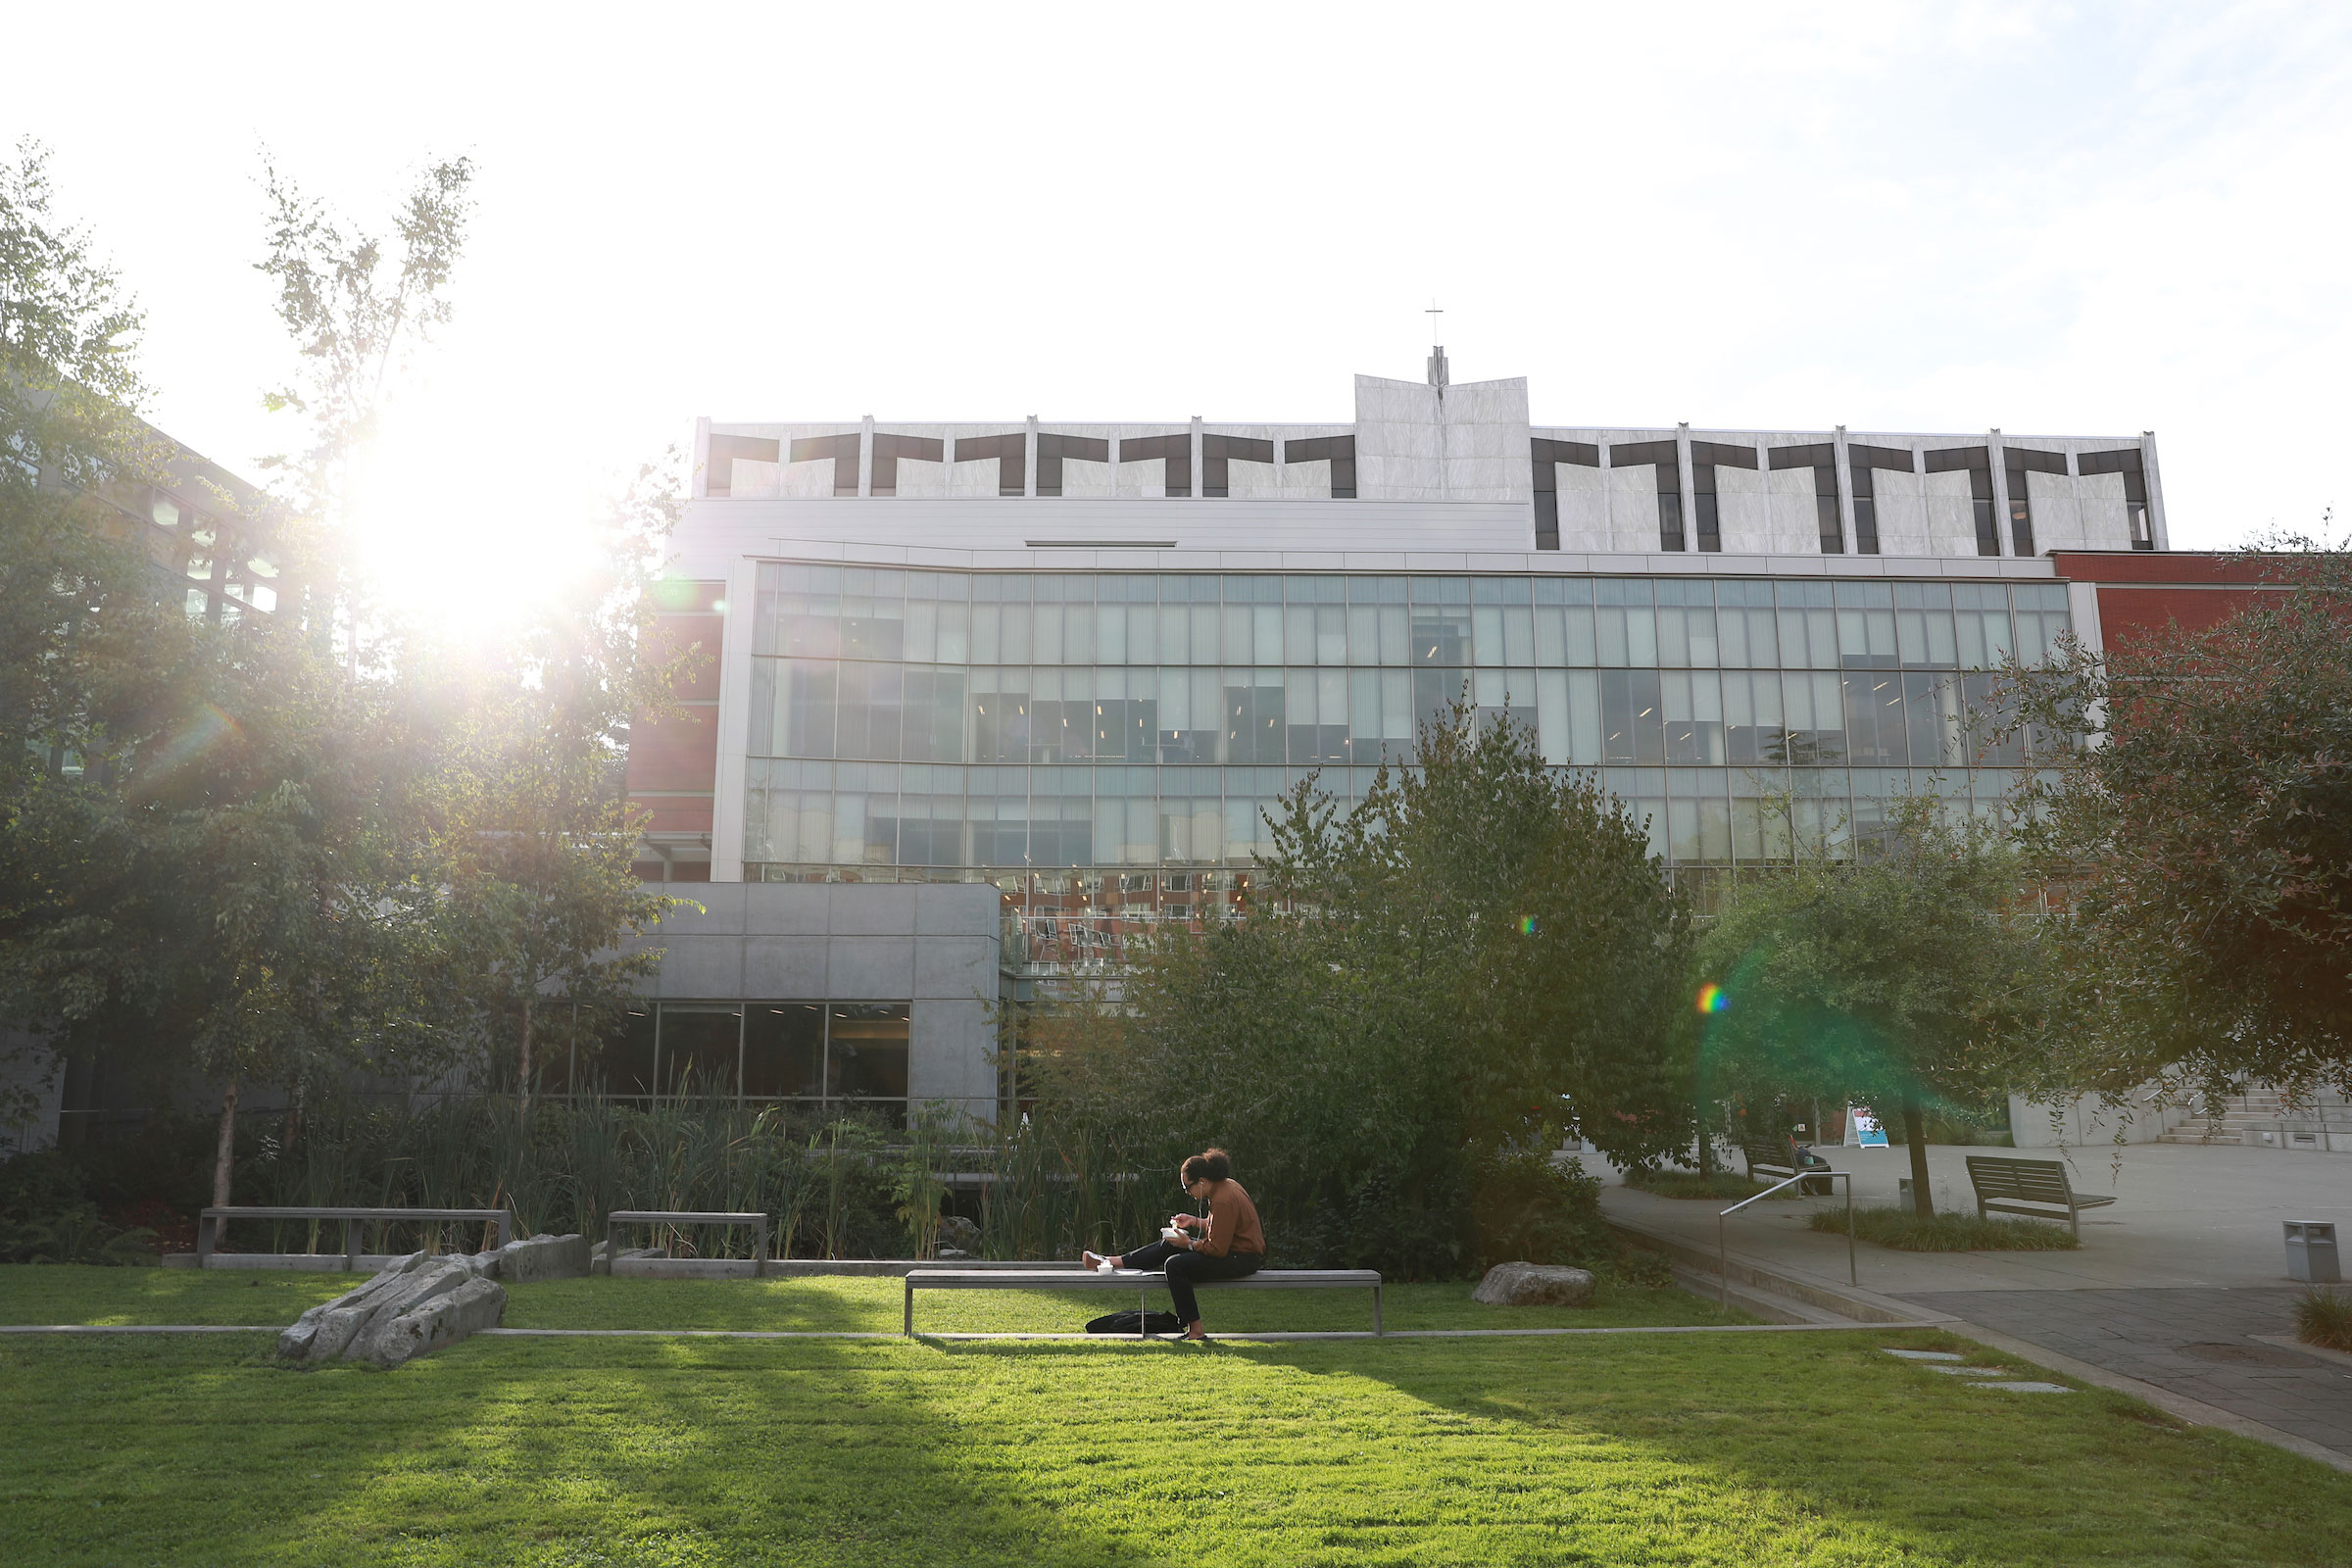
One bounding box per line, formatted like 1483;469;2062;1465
2050;552;2287;648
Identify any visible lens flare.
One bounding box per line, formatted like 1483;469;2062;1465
1518;915;1539;936
1695;982;1730;1015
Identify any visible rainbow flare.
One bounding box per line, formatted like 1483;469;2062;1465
1518;915;1539;936
1695;982;1730;1015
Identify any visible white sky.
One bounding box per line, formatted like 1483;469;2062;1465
11;0;2351;577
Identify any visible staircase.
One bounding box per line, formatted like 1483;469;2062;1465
2158;1088;2349;1148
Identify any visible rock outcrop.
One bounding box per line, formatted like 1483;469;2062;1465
1471;1261;1596;1307
277;1250;508;1367
495;1232;590;1283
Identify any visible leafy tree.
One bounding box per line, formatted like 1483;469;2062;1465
1693;797;2042;1216
0;142;439;1204
2014;542;2352;1105
401;460;690;1122
1033;702;1692;1274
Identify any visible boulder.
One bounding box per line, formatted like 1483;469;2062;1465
496;1232;590;1284
935;1215;984;1256
364;1276;508;1368
277;1250;515;1366
276;1251;429;1361
1471;1261;1595;1307
341;1261;475;1365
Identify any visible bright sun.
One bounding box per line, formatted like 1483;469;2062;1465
340;396;614;637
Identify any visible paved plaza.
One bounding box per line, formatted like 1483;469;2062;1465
1590;1141;2352;1459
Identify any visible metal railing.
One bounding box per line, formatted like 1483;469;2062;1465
1717;1169;1854;1306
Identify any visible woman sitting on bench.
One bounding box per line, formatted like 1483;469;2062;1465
1083;1149;1265;1341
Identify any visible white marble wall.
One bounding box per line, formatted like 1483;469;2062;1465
1351;374;1531;504
696;405;2167;559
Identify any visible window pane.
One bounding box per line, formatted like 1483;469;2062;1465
745;1004;825;1098
658;1005;741;1097
827;1004;910;1102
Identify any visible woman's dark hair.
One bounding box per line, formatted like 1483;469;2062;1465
1181;1149;1232;1186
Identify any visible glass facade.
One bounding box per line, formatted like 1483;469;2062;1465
741;564;2068;971
558;1000;913;1120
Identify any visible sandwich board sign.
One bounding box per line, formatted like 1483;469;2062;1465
1847;1106;1890;1149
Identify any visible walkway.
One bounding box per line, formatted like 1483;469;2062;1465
1590;1141;2352;1460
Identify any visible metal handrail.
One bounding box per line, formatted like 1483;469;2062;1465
1716;1169;1855;1307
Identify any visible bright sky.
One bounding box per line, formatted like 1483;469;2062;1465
10;0;2351;604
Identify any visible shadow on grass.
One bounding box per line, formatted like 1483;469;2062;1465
0;1333;1188;1568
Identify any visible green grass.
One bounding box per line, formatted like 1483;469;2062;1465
1808;1205;2083;1251
0;1265;1735;1335
5;1317;2350;1566
2295;1289;2352;1353
1623;1168;1777;1200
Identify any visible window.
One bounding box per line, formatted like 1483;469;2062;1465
2079;448;2155;551
1201;434;1274;497
1036;433;1110;496
1689;441;1758;554
1846;444;1912;557
707;433;782;497
1116;434;1192;498
1529;437;1599;550
1768;443;1842;554
2004;448;2065;558
952;433;1025;496
787;433;860;496
1925;447;1998;556
1610;440;1684;551
871;433;944;496
1283;434;1355;498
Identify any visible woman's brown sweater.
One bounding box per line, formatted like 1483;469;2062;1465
1197;1180;1265;1258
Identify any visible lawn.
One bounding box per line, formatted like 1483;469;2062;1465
0;1266;1731;1334
7;1269;2352;1566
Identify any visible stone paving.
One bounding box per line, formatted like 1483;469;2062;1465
1585;1141;2352;1457
1900;1286;2352;1455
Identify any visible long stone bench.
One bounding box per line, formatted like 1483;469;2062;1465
197;1206;515;1268
600;1210;769;1274
903;1266;1384;1336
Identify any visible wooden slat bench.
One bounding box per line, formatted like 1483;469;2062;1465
1964;1156;2119;1239
196;1206;515;1268
601;1210;770;1274
903;1267;1384;1337
1740;1139;1800;1183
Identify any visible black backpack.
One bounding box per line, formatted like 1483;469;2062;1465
1086;1309;1185;1335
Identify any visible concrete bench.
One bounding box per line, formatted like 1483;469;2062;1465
903;1266;1384;1336
197;1206;515;1269
1965;1155;2119;1239
601;1210;769;1274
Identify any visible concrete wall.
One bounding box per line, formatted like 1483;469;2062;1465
623;881;1004;1123
2008;1090;2170;1149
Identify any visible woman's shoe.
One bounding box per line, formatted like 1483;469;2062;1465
1081;1251;1104;1269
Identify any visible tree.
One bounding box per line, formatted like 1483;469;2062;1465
404;459;690;1122
1693;797;2042;1216
1034;701;1692;1273
2014;542;2352;1105
0;142;438;1200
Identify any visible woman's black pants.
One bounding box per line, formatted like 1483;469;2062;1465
1116;1241;1263;1325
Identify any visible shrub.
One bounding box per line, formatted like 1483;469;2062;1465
1623;1168;1775;1200
0;1152;159;1265
1471;1149;1612;1271
1808;1205;2080;1251
2294;1289;2352;1353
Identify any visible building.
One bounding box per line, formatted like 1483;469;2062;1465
612;350;2187;1127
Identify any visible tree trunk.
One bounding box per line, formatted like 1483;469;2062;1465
1901;1096;1934;1217
211;1078;240;1210
517;998;535;1126
1694;1088;1715;1179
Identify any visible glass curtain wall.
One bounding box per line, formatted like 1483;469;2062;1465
572;1001;910;1120
741;565;2070;957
